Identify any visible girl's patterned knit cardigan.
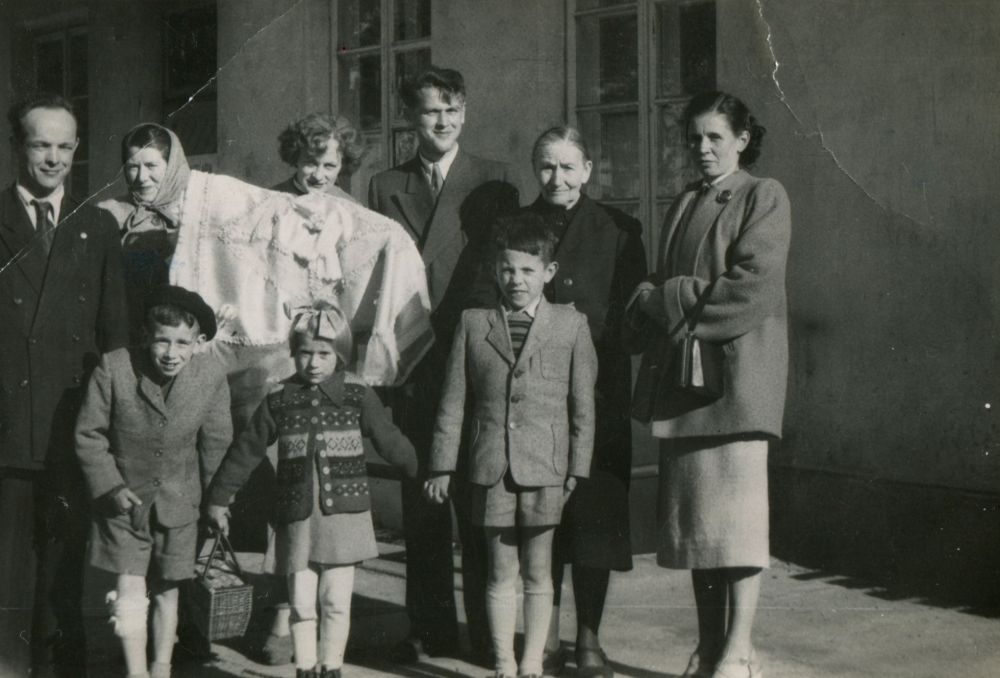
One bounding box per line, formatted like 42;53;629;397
207;371;417;524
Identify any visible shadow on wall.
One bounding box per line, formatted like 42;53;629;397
769;462;1000;617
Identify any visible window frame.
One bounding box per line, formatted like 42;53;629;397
567;0;716;267
333;0;432;175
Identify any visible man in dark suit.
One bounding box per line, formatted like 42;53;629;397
368;66;518;664
0;93;128;677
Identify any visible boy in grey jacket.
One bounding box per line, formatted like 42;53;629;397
424;214;597;678
76;286;231;678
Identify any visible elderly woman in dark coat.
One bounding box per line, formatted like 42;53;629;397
272;112;364;202
628;92;790;678
515;126;647;677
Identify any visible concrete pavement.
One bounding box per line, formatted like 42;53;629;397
89;541;998;678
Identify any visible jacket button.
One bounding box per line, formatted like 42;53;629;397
28;338;37;345
316;434;325;441
510;395;522;403
323;482;332;491
72;375;81;385
318;449;326;458
78;295;86;302
564;277;574;286
19;379;28;387
12;297;22;305
514;369;525;378
310;417;318;424
311;399;320;406
153;479;161;487
72;334;81;342
154;449;163;457
508;421;517;429
324;498;333;507
322;467;330;475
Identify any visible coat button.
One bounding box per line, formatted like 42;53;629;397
78;295;86;302
311;399;320;406
318;449;326;458
514;369;525;378
72;334;81;342
564;277;574;286
322;467;330;475
508;421;517;429
310;417;318;424
316;434;325;441
510;395;522;403
153;479;161;487
155;450;163;457
324;498;333;507
323;482;332;491
28;338;37;345
72;375;81;385
12;297;22;305
19;379;28;387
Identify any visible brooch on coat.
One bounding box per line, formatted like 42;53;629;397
716;190;733;204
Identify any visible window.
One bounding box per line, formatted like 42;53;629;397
570;0;715;260
34;28;89;195
336;0;431;190
163;2;218;163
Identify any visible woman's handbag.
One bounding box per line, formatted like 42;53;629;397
676;330;723;399
186;531;254;640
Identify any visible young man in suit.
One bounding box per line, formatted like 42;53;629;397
368;66;518;664
0;93;128;677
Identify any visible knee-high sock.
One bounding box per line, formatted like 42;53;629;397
288;569;320;670
520;582;554;676
317;566;354;669
486;581;518;676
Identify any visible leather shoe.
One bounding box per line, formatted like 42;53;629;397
575;646;613;678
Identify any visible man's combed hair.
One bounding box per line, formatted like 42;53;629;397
492;212;559;265
7;92;75;144
400;66;466;109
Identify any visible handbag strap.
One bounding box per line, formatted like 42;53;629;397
200;531;245;579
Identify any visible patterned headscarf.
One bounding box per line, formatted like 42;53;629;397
121;123;191;241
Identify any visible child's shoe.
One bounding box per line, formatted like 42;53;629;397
296;668;319;678
320;667;342;678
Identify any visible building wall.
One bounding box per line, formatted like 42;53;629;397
717;0;1000;600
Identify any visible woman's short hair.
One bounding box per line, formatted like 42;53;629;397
531;125;591;166
288;306;353;368
277;112;365;176
121;124;172;164
683;91;766;167
400;66;466;109
491;212;559;265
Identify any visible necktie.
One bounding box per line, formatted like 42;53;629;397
32;200;55;255
430;163;444;198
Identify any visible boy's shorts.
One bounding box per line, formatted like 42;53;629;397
89;502;198;582
470;471;565;528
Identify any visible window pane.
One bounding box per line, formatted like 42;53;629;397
657;0;715;97
576;12;638;105
163;5;217;96
393;48;431;121
339;53;382;131
577;0;634;10
578;110;640;201
656;102;698;197
393;128;418;165
394;0;431;41
69;33;87;97
167;98;217;156
338;0;381;49
36;38;63;93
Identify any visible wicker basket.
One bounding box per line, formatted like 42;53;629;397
186;532;253;641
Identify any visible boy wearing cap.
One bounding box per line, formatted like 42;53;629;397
75;285;233;678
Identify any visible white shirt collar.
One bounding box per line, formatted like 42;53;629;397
16;182;64;228
419;144;460;182
505;295;542;319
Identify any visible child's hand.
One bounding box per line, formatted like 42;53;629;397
111;487;143;515
563;476;579;497
205;504;230;536
423;475;451;504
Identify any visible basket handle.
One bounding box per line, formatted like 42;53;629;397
200;530;245;580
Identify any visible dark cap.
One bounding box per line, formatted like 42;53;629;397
145;285;217;340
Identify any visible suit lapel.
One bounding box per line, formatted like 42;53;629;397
32;194;86;333
687;171;751;274
421;150;477;266
514;298;552;371
133;354;168;418
486;307;515;366
0;186;47;292
392;158;435;242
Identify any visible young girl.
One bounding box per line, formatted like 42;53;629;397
206;302;417;678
